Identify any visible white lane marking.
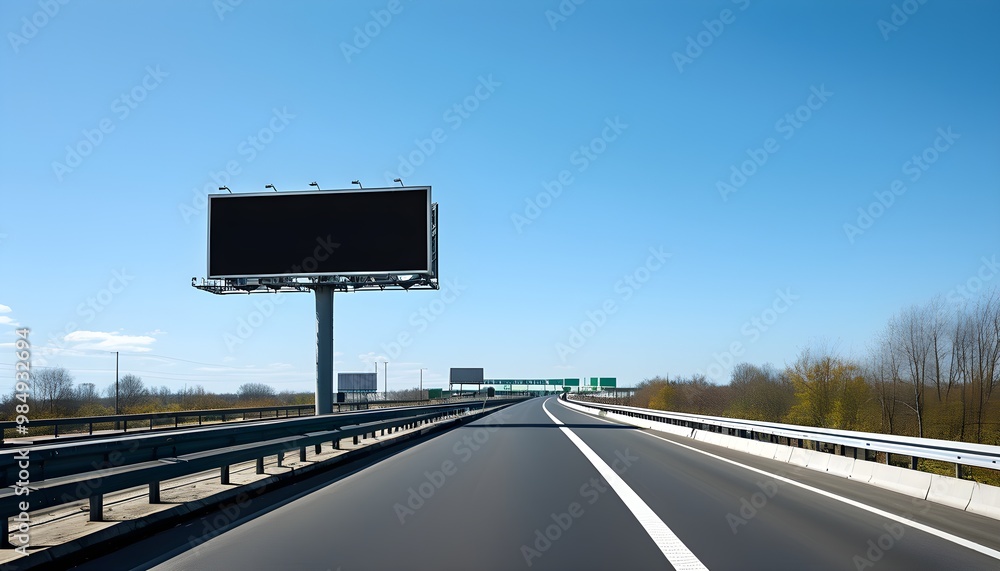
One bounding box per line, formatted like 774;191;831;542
541;400;709;571
556;398;1000;562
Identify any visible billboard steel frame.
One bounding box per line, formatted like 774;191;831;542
192;188;439;416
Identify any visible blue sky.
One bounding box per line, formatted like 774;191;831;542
1;0;998;395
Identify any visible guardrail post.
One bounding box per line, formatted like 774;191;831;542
54;425;59;438
221;465;230;484
90;495;103;522
277;452;284;467
910;456;918;470
149;482;160;503
956;463;964;479
256;457;264;474
300;447;307;462
353;435;359;445
314;444;322;454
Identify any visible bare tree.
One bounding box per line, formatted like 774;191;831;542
888;305;934;437
237;382;277;403
964;292;1000;443
75;382;100;404
33;367;74;415
728;363;794;422
869;333;901;435
927;297;957;405
110;374;150;413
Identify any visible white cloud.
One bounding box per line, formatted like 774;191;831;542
63;330;157;353
0;304;18;327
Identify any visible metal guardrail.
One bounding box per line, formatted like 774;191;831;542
0;404;314;443
0;398;484;443
0;399;521;485
0;397;525;549
565;395;1000;473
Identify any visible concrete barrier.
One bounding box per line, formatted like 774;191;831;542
806;451;833;473
772;445;794;463
848;460;875;483
756;442;780;461
824;455;856;478
967;482;1000;519
926;474;975;510
563;399;1000;521
868;463;931;499
728;438;752;454
788;448;813;468
701;432;725;447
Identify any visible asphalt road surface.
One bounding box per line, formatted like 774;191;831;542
75;396;1000;570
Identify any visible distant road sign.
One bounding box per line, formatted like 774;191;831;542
338;372;377;393
450;368;484;384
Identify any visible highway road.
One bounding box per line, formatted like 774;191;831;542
73;396;1000;570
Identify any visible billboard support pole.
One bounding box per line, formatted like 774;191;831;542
315;286;334;415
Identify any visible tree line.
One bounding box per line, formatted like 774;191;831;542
1;372;311;419
626;290;999;446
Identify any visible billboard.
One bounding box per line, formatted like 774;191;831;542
450;368;484;384
208;187;432;278
338;372;377;393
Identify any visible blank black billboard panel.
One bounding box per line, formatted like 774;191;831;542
208;187;430;278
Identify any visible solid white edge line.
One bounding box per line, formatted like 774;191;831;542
557;398;1000;562
541;400;709;571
